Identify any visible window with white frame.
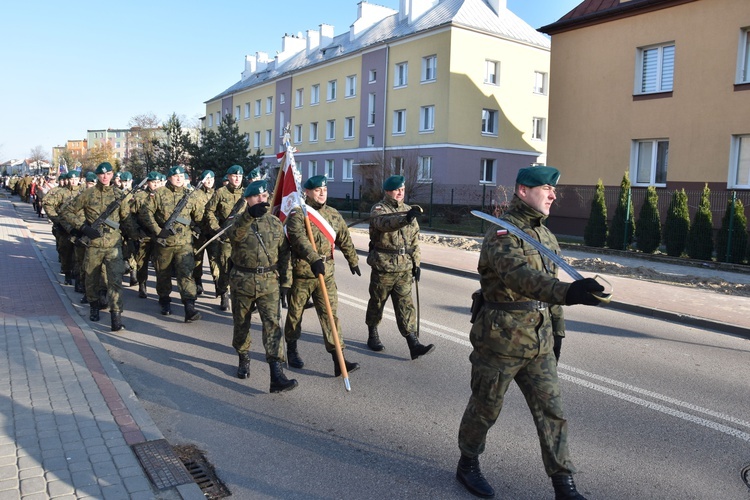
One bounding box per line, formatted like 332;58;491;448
244;103;251;119
255;99;261;117
533;71;548;95
532;117;545;141
295;89;303;108
737;29;750;84
392;157;404;175
485;60;499;85
265;129;272;147
308;160;317;178
369;69;377;83
420;105;434;132
235;105;240;120
730;135;750;188
279;93;285;104
393;109;406;135
310;122;318;142
216;110;221;123
327;80;337;101
253;131;260;148
418;156;432;181
326;119;336;141
480;159;496;184
394;62;408;88
343;159;353;180
325;159;335;179
422;55;437;82
368;93;376;126
279;112;285;137
294;124;302;143
346;75;357;97
266;96;273;114
636;43;675;94
311;84;320;105
482;109;498;135
632;139;669;186
208;114;213;127
243;133;250;145
367;135;375;147
344;117;355;139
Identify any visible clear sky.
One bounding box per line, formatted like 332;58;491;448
0;0;581;162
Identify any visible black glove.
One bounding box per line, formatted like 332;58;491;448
412;266;421;282
310;259;325;277
280;287;290;308
350;265;361;276
80;224;101;240
565;278;605;306
69;227;82;238
553;335;563;361
406;206;422;223
248;202;269;218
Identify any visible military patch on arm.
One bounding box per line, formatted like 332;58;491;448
496;229;508;236
372;204;384;212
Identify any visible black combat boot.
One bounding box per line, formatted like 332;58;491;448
269;361;298;393
159;297;172;316
219;292;230;311
287;340;304;369
98;290;109;310
74;278;85;294
456;455;495;498
110;311;125;332
195;277;203;296
89;301;100;322
129;270;137;287
367;325;385;351
406;333;435;360
64;272;72;285
183;299;201;323
138;282;147;298
80;294;89;304
331;352;360;377
237;353;250;379
552;474;587;500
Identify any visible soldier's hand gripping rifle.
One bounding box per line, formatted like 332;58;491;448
75;177;147;247
194;196;247;254
156;179;205;247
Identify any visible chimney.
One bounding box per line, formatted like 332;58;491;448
320;23;335;47
241;54;257;81
306;28;320;51
350;1;397;40
400;0;439;24
277;32;306;65
485;0;507;16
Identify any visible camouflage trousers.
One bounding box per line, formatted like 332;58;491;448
134;238;153;284
153;244;197;301
284;274;347;353
230;276;284;362
56;232;75;275
84;245;124;313
365;269;416;336
215;240;232;295
457;349;576;477
193;237;220;286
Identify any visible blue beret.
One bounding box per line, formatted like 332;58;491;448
226;165;244;175
85;172;97;182
243;180;268;197
95;162;113;174
119;171;133;181
383;175;405;191
146;171;160;181
515;166;560;187
168;166;186;177
68;171;79;178
304;175;327;189
200;170;215;180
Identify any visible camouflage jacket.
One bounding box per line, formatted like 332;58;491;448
43;184;80;227
367;196;421;273
140;183;205;247
62;182;137;248
193;186;214;236
285;198;358;279
131;188;156;238
204;185;244;234
228;209;291;290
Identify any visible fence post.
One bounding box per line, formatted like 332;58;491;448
726;191;737;262
358;184;362;219
428;182;434;228
350;182;355;218
623;187;632;250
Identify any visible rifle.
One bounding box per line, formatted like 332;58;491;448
76;178;147;246
194;196;246;253
156;179;205;247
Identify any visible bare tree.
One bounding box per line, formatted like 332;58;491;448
126;113;162;179
29;146;50;175
83;141;116;171
358;148;430;203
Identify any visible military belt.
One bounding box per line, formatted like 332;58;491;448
320;255;333;263
484;300;549;311
233;263;278;274
375;246;414;256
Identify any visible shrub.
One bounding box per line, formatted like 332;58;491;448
716;196;748;264
606;172;636;250
664;189;690;257
635;186;661;253
687;184;714;260
584;179;608;247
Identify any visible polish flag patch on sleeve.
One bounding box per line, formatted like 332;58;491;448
496;229;508;236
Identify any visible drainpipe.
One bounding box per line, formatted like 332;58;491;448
382;44;390;180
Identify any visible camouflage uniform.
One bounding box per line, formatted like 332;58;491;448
43;182;81;279
205;184;245;299
457;195;574;477
365;196;421;335
131;188;156;289
193;185;220;290
284;198;359;352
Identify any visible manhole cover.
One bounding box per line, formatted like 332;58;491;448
131;439;193;490
174;444;231;500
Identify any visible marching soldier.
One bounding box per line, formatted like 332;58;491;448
131;171;161;298
205;164;245;311
43;171;82;286
140;166;205;322
193;170;219;296
283;175;361;377
118;171;139;287
227;179;296;392
365;175;435;360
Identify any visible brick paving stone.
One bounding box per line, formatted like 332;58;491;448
0;490;20;500
18;467;44;480
19;476;46;495
0;466;17;481
46;479;75;497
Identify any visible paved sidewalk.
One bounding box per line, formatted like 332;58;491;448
0;194;203;499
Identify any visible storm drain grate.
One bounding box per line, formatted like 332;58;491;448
742;464;750;490
174;444;231;500
132;439;194;490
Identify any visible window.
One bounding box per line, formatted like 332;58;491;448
367;135;375;147
637;43;675;94
481;159;496;184
344;117;355;139
327;80;337;101
254;99;261;117
485;60;499;85
369;69;377;83
308;160;317;178
294;124;302;144
295;89;304;108
266;96;273;114
482;109;498;135
208;114;213;127
325;159;335;179
532;117;545;141
253;131;260;148
115;142;121;148
311;84;320;105
730;135;750;188
418;156;432;181
420;105;434;132
244;103;251;119
235;105;241;120
326;119;336;141
368;93;376;126
279;93;285;104
265;129;272;147
632;139;669;186
394;62;408;88
393;110;406;135
392;157;404;175
310;122;319;142
243;133;250;145
739;29;750;84
343;159;353;180
422;55;437;82
346;75;357;97
533;71;548;95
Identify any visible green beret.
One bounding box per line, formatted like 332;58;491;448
119;171;133;181
168;165;186;177
159;173;167;181
94;162;113;174
114;171;122;179
246;167;262;180
85;172;97;182
200;170;215;180
58;172;68;180
383;175;405;191
515;166;560;187
226;165;244;175
68;171;79;178
222;175;228;182
303;175;327;189
243;180;268;197
146;171;160;181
